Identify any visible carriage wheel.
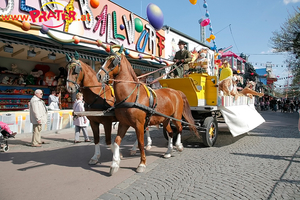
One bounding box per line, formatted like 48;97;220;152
202;117;218;147
163;125;178;145
3;145;9;152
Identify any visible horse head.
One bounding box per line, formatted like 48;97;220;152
66;51;82;93
97;47;123;84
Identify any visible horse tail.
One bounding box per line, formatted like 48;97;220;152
179;91;200;138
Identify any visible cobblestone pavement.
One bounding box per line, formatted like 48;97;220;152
97;111;300;200
1;111;299;200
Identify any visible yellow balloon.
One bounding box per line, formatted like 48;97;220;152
210;34;216;40
189;0;197;5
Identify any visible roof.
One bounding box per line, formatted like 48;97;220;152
221;51;246;62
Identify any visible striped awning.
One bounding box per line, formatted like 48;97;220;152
0;36;106;62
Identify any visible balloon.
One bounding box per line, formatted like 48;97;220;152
146;3;164;30
200;18;210;27
205;11;210;17
90;0;99;8
189;0;197;5
134;18;143;32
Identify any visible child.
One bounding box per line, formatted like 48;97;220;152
0;121;17;138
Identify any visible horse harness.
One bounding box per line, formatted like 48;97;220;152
103;83;157;131
66;57;114;111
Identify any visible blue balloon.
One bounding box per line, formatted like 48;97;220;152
146;3;164;30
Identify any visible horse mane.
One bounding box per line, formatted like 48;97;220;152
78;60;97;76
121;54;138;82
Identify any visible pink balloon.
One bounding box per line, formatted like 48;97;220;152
200;18;210;27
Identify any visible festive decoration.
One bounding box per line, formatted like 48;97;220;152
21;21;31;31
134;18;143;33
90;0;99;8
78;0;94;29
94;5;107;36
0;0;14;16
73;36;80;44
146;3;164;30
206;34;215;43
189;0;197;5
0;14;170;66
200;18;210;27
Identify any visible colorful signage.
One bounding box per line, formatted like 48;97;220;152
0;0;165;58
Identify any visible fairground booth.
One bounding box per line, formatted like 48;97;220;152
0;0;172;134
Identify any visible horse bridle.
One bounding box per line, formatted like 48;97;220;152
100;49;121;83
66;58;82;91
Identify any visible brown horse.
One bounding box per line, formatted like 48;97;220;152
97;50;199;175
65;54;117;165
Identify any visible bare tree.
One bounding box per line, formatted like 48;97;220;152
270;7;300;94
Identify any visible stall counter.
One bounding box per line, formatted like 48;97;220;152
0;109;74;134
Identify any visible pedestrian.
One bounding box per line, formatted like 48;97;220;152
173;41;192;78
29;89;48;147
0;121;17;138
48;89;61;110
73;92;90;143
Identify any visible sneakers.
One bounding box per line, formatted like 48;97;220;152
74;141;81;144
85;139;91;142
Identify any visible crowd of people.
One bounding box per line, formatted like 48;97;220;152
258;98;299;113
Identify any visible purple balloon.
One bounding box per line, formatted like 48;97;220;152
146;3;164;30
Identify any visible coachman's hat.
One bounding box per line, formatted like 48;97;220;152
178;41;186;45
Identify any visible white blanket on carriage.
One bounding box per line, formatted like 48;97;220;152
220;104;265;137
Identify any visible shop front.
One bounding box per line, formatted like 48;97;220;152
0;0;170;133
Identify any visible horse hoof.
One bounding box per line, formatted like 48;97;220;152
136;164;146;173
130;150;137;155
109;166;119;176
176;144;184;152
145;145;152;151
89;159;98;165
164;153;171;158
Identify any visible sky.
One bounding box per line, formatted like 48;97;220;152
111;0;300;87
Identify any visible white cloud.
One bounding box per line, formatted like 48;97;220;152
283;0;300;5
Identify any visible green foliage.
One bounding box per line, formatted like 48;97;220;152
243;62;258;86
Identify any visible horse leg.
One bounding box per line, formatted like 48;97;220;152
145;127;152;150
131;126;151;155
173;120;184;152
163;121;173;158
130;140;138;155
110;123;129;176
89;120;101;165
136;124;147;173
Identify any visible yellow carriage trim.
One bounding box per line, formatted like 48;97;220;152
159;73;218;107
